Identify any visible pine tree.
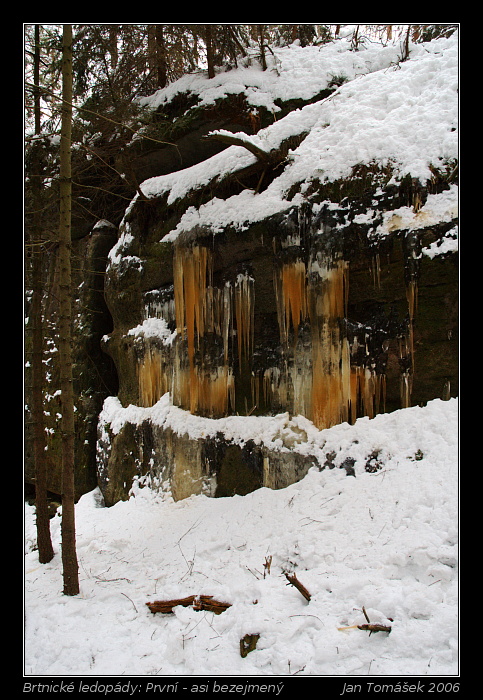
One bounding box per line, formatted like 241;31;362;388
204;25;215;78
58;24;79;597
256;25;267;71
29;25;54;564
154;25;168;87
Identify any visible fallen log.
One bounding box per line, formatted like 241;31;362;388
193;595;232;614
146;595;231;615
146;595;196;614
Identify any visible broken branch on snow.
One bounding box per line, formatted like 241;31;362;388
146;594;231;615
338;606;392;635
203;130;271;163
283;571;311;602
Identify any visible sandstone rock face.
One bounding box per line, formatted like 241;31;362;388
97;33;458;505
100;170;457;505
24;32;458;507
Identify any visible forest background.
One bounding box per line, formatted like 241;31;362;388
24;23;458;596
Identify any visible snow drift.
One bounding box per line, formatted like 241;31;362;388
25;398;458;677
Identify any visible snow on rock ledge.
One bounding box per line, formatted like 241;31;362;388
97;394;458;504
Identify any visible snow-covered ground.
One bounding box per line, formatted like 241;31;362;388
24;398;458;678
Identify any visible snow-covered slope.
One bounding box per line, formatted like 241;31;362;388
133;32;458;243
25;398;458;677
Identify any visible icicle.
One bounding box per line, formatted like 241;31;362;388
308;256;348;320
262;368;272;407
402;230;420;408
362;368;376;419
413;191;423;213
406;278;418;323
349;366;387;423
307;256;350;429
138;345;169;408
340;336;352;421
143;291;175;324
172;361;235;418
292;350;313;419
174;244;209;371
173;245;208;413
222;283;232;366
172;351;191;412
349;366;360;424
172;244;238;417
394;276;418;411
400;372;413;409
275;259;308;347
310;324;351;429
251;372;260;411
406;277;417;376
272;251;353;429
272;249;389;429
273;251;388;429
281;233;302;248
262;366;285;410
371;253;381;289
235;273;255;371
375;373;386;415
442;380;451;401
194;366;235;417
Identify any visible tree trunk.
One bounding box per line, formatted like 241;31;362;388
205;25;215;79
401;26;411;61
147;25;156;76
31;25;54;565
58;24;79;597
155;25;168;88
31;233;54;564
257;26;267;71
108;25;119;70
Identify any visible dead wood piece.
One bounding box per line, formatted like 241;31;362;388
357;623;392;635
339;607;392;635
192;595;232;614
146;595;196;614
284;572;311;602
146;594;231;615
240;633;260;658
358;606;391;634
203;131;271;163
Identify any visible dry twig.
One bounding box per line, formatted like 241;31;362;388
338;606;392;635
283;571;311;602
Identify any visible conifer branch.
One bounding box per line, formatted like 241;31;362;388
25;81;177;148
